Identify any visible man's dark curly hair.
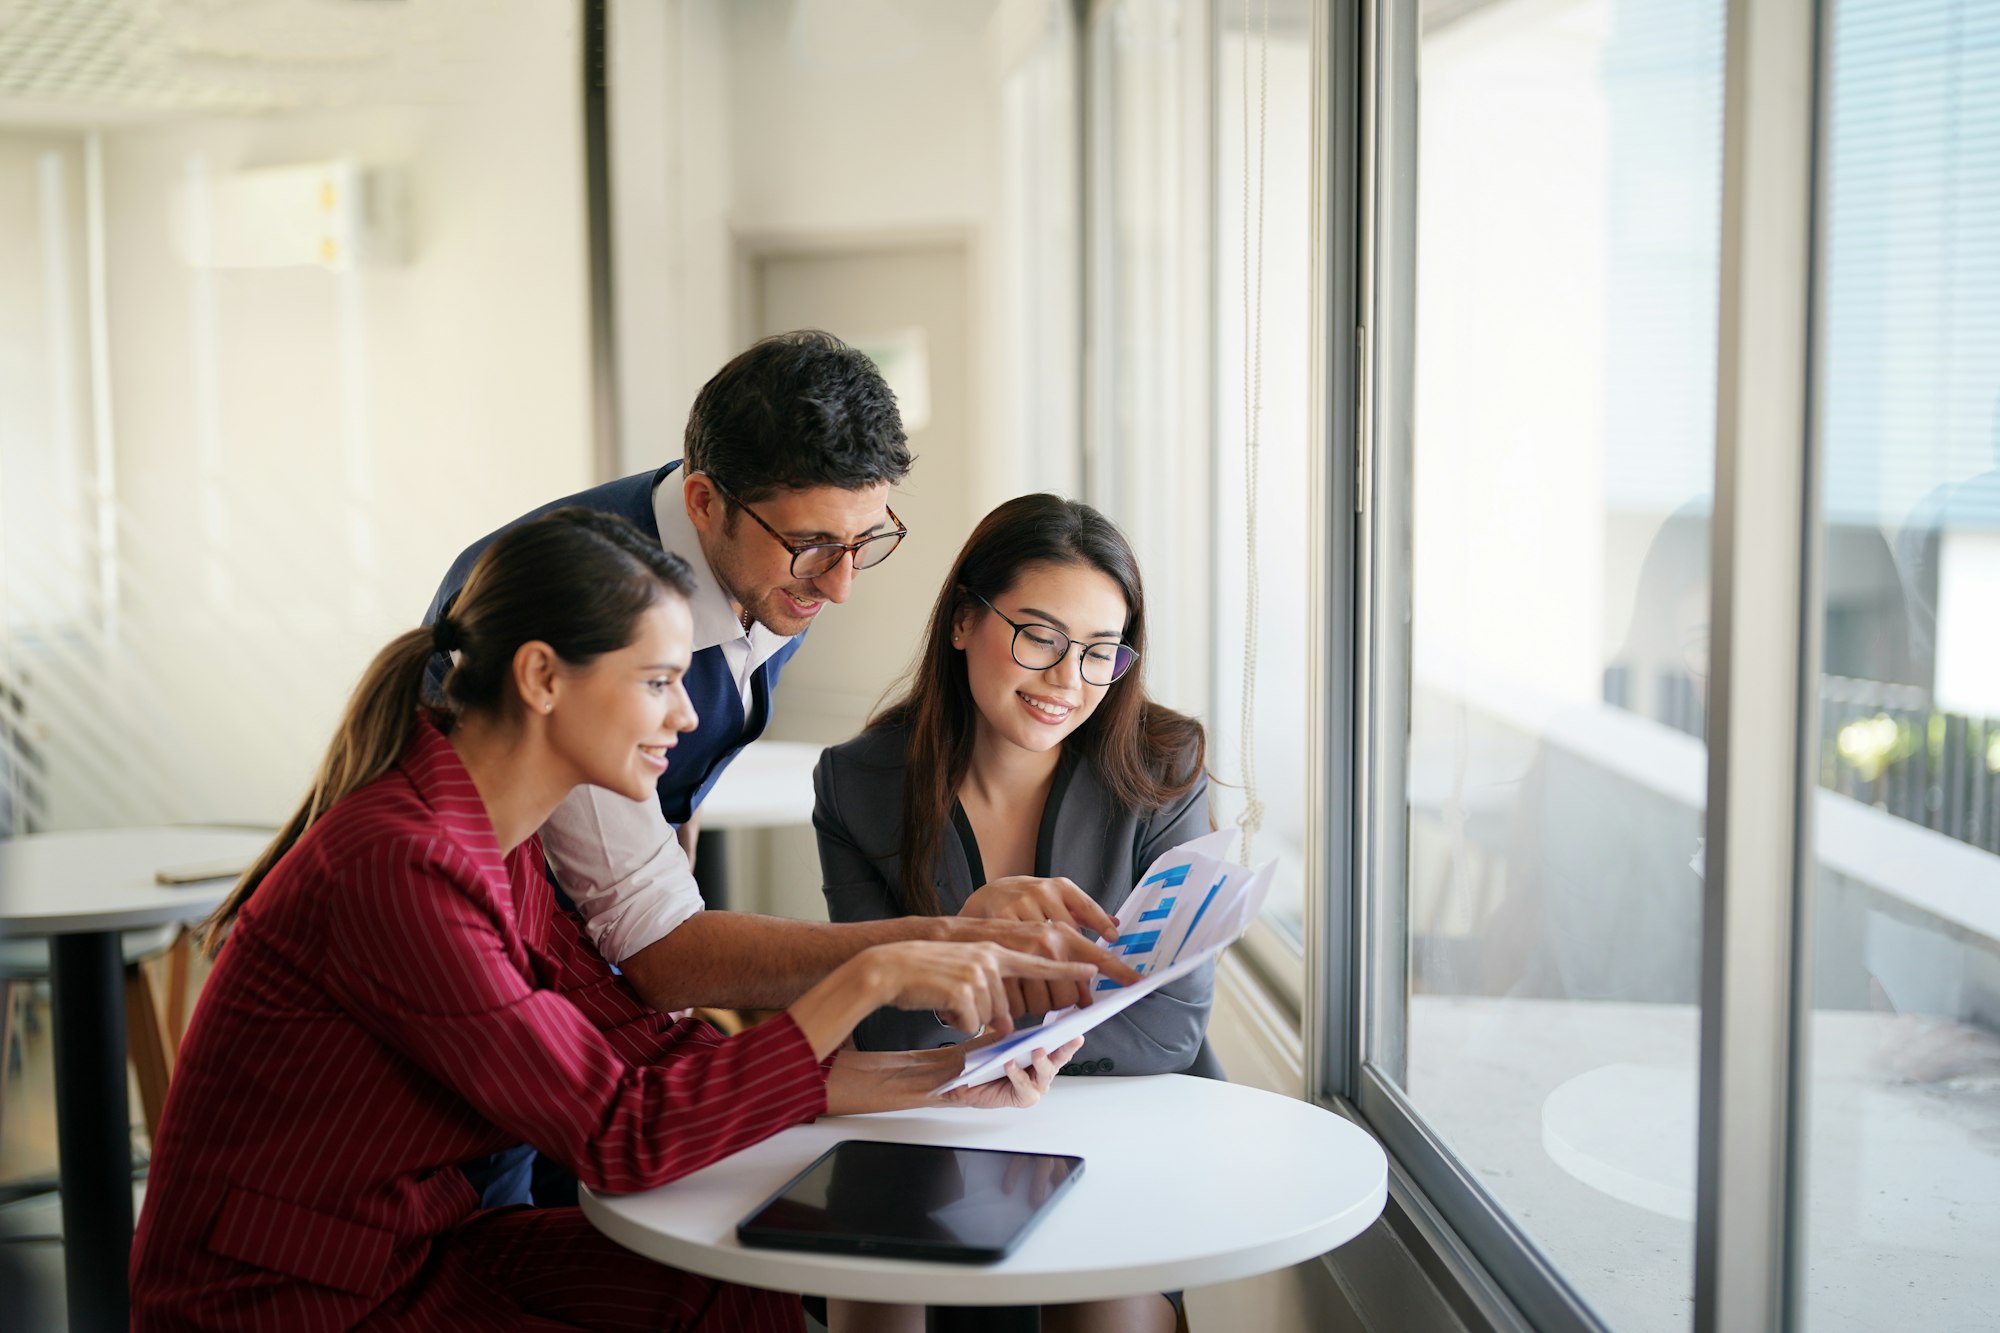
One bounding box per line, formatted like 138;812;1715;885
683;330;914;505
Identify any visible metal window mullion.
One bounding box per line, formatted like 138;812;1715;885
1305;0;1363;1106
1345;0;1381;1107
1697;1;1824;1330
1356;1069;1600;1333
1355;0;1416;1087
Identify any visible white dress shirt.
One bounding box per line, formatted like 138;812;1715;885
538;467;795;965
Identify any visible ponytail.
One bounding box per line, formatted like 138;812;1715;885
197;627;437;957
196;507;694;958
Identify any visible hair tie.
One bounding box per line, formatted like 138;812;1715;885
431;616;460;656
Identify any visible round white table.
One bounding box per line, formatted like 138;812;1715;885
689;740;819;911
582;1074;1387;1326
0;826;273;1333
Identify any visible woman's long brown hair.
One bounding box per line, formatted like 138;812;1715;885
198;508;694;956
871;494;1206;915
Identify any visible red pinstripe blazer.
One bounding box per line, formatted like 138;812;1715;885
130;715;829;1330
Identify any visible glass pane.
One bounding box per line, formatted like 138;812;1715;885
0;2;594;836
1089;0;1208;714
1388;1;1723;1327
1212;0;1316;942
1803;2;2000;1325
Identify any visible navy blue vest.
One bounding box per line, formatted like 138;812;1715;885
423;460;806;826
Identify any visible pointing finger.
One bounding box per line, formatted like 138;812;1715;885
1055;880;1118;939
997;951;1101;982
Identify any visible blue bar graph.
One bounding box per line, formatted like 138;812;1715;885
1137;898;1176;922
1168;876;1226;965
1099;929;1164;989
1140;864;1191;890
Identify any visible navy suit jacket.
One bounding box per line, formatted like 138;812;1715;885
423;460;805;827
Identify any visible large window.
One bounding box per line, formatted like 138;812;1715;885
1376;1;1724;1326
1084;0;1213;716
1211;0;1317;942
1345;0;1999;1328
1082;0;1321;951
1802;1;2000;1325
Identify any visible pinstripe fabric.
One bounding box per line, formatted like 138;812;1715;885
131;716;822;1331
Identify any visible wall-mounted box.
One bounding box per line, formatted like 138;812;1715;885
173;159;408;271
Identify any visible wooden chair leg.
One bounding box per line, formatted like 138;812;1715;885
691;1006;749;1036
164;926;193;1043
0;979;15;1142
125;961;174;1142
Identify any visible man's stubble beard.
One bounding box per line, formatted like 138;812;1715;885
716;555;814;637
746;585;819;637
705;518;820;637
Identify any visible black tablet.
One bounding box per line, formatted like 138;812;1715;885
736;1140;1085;1264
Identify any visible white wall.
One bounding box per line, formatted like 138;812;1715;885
613;0;1072;511
0;0;596;828
610;0;740;473
605;0;1090;919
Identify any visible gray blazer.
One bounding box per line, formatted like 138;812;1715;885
813;722;1217;1076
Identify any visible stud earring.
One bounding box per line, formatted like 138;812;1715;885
542;701;553;713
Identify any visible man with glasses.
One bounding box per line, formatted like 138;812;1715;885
425;331;1133;1207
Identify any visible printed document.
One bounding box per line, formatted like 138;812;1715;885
934;829;1275;1092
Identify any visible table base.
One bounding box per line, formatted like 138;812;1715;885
692;828;730;911
926;1306;1040;1332
49;930;133;1333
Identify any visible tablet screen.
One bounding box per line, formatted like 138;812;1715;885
736;1140;1085;1264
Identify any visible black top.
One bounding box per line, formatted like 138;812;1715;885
813;722;1215;1076
947;748;1079;886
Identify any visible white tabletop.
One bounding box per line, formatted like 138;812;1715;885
699;740;820;831
582;1073;1387;1305
0;826;274;936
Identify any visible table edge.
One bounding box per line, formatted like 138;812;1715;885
579;1148;1388;1306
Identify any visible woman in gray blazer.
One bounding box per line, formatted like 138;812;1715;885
814;493;1218;1079
815;494;1211;1333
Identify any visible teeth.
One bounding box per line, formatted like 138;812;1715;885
1019;693;1071;717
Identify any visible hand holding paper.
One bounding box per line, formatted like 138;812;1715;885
934;830;1275;1093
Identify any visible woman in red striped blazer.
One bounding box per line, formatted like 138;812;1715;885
130;508;1088;1332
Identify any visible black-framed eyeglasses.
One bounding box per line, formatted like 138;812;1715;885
968;589;1138;686
705;478;907;579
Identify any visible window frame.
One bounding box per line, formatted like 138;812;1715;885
1322;1;1831;1331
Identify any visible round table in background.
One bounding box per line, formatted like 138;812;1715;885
582;1073;1387;1329
689;739;820;910
0;826;272;1333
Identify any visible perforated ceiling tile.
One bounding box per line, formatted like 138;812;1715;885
0;0;485;123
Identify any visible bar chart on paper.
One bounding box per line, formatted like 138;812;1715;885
935;832;1276;1093
1098;831;1271;989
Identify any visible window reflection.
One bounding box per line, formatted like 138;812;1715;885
1399;1;1722;1327
1804;1;2000;1325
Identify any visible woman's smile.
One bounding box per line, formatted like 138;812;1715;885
1016;690;1076;724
